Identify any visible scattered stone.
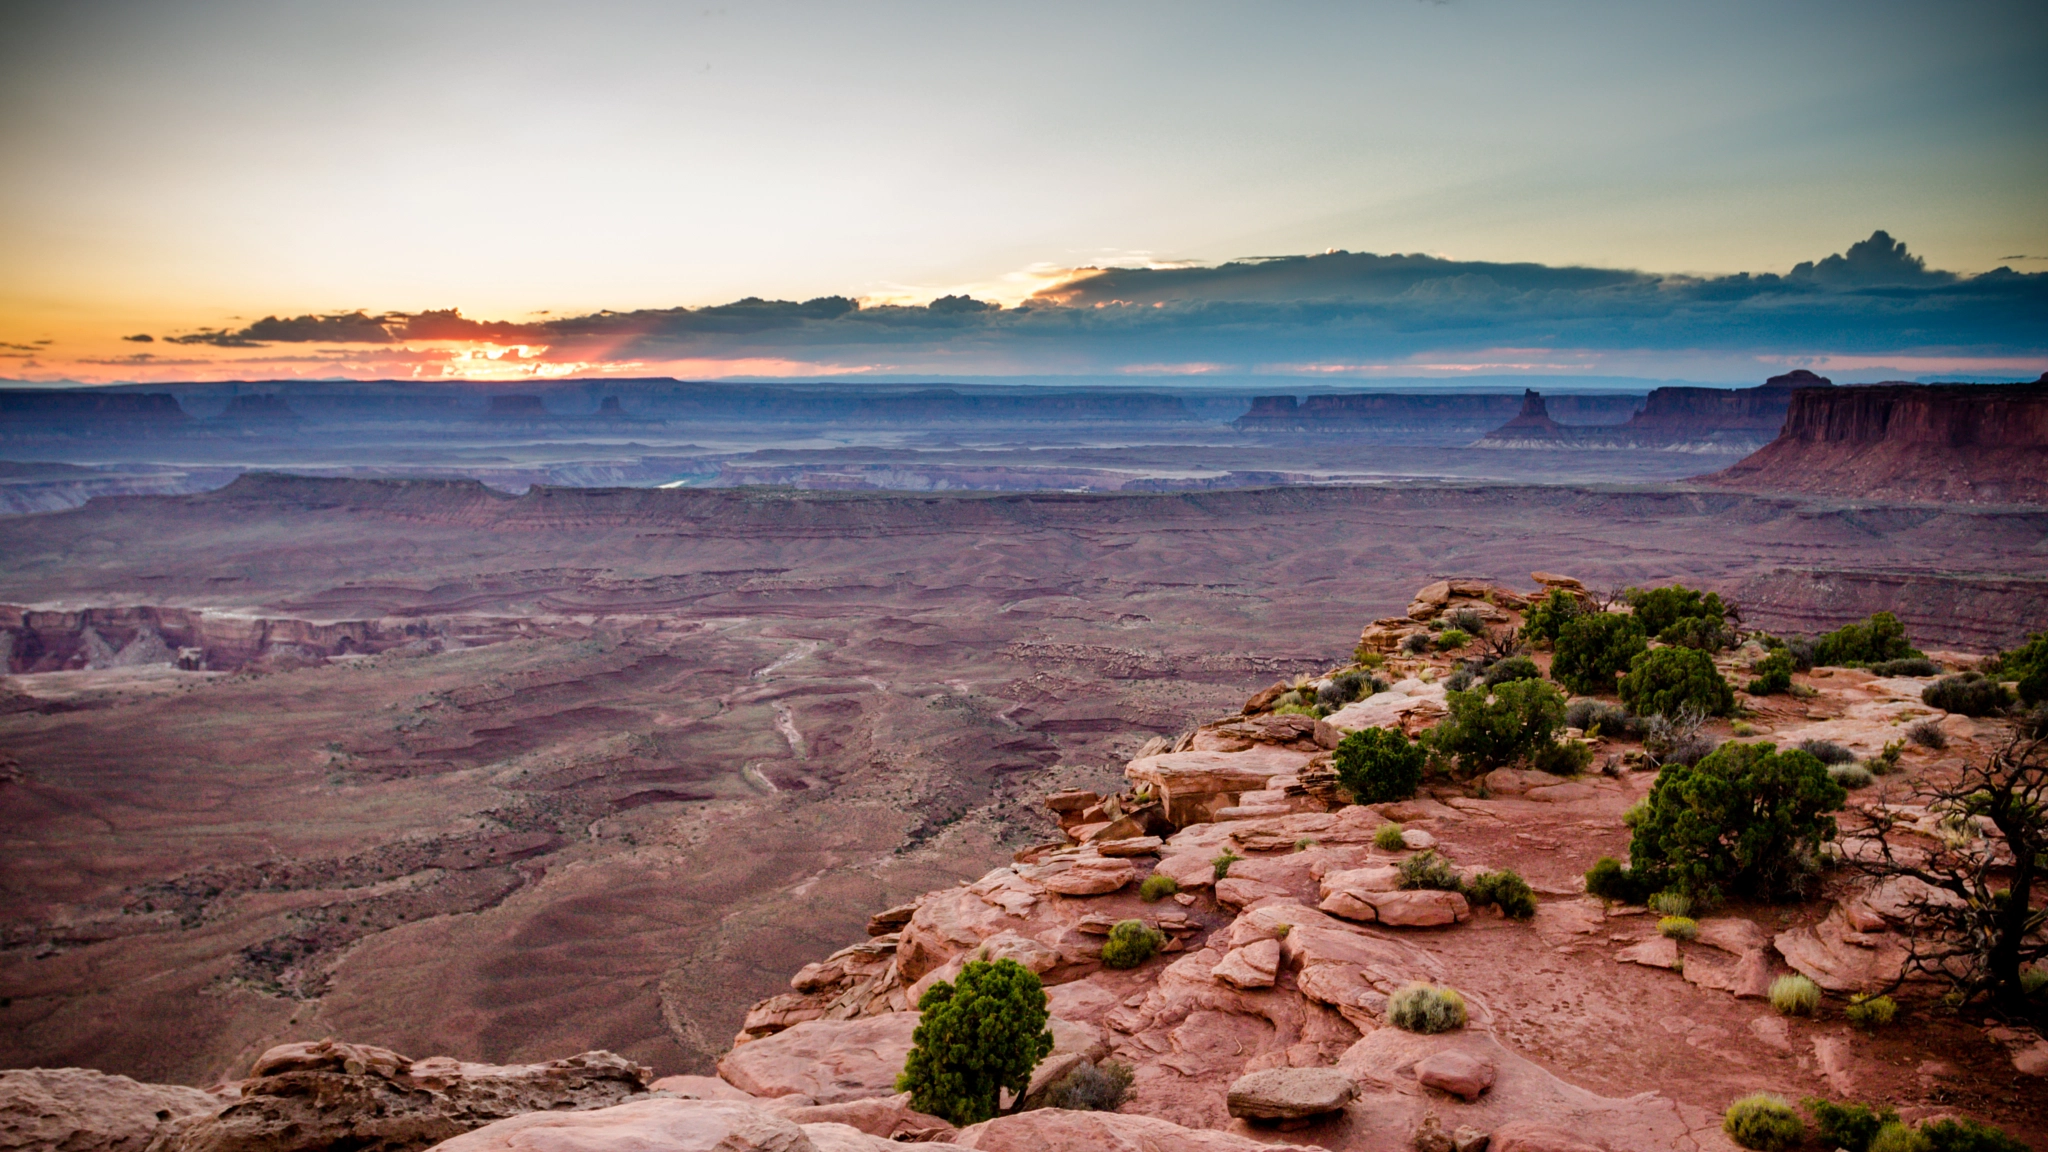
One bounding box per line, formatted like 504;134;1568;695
1775;905;1912;992
1453;1125;1492;1152
0;1068;217;1152
1413;1114;1455;1152
1415;1050;1497;1100
1321;886;1471;927
1223;1067;1358;1121
1748;1016;1792;1053
1400;828;1438;850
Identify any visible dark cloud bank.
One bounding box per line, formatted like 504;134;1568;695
165;233;2046;371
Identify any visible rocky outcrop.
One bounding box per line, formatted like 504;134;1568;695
1477;372;1825;452
425;1098;819;1152
0;604;510;673
0;1068;217;1152
716;1015;920;1104
0;391;188;435
1702;377;2048;504
144;1040;650;1152
953;1109;1326;1150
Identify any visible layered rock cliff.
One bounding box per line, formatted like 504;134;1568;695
1701;376;2048;504
1231;392;1642;438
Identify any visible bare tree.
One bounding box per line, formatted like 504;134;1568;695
1851;728;2046;1016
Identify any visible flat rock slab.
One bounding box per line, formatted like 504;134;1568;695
1225;1066;1360;1120
1321;887;1471;927
958;1109;1326;1150
718;1014;919;1104
0;1068;218;1152
429;1099;811;1152
1212;938;1283;990
1614;935;1679;969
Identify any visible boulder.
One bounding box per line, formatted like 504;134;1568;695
954;1109;1324;1150
1032;855;1136;896
1211;939;1282;990
1400;829;1437;850
0;1068;217;1152
1124;747;1312;826
1415;1050;1497;1100
146;1045;650;1152
1224;1067;1358;1120
717;1014;919;1104
1321;887;1470;928
425;1099;808;1152
1774;905;1913;992
1093;836;1162;857
798;1122;899;1151
1318;682;1449;740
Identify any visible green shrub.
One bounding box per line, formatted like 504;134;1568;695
1436;628;1471;650
1565;698;1629;736
1906;719;1947;748
1828;763;1874;789
1520;588;1585;645
2023;965;2047;998
1918;1118;2031;1152
1647;891;1693;917
1444;667;1476;693
1316;670;1374;709
1038;1059;1132;1112
1098;919;1165;969
1373;822;1407;850
1211;848;1242;881
1387;982;1467;1033
1811;611;1921;667
1401;632;1432;655
1584;856;1652;904
1659;616;1736;652
1623;742;1845;903
1922;673;2013;717
1482;654;1542;687
1869;1123;1926;1152
1844;993;1897;1029
1333;726;1426;804
1447;606;1488;634
1990;630;2048;706
1804;1098;1900;1152
1398;849;1461;891
1797;738;1856;764
1466;869;1537;919
1747;650;1794;695
1658;915;1699;940
897;957;1054;1126
1626;584;1733;637
1530;738;1593;776
1430;678;1568;773
1870;657;1939;677
1138;873;1178;902
1620;646;1735;718
1552;613;1648;696
1723;1094;1805;1151
1769;974;1821;1016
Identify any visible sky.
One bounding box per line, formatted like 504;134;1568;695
2;0;2044;386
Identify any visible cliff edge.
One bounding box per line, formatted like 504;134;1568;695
1699;375;2048;504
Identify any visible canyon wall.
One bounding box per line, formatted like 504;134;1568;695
1231;391;1642;436
1702;376;2048;504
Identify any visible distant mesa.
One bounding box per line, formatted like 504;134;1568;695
486;393;550;418
0;389;187;434
217;393;298;422
1700;374;2048;505
1473;373;1833;453
1231;391;1641;437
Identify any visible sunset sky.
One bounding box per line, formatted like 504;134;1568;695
3;0;2043;385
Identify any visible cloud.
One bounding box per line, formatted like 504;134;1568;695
168;310;397;346
1787;230;1951;286
108;233;2046;381
122;333;154;342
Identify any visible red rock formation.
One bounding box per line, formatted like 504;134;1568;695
1701;376;2048;504
1233;392;1640;433
1477;372;1827;450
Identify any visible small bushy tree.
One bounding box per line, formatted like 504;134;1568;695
1552;613;1647;696
1626;584;1734;637
1430;678;1567;774
1619;742;1845;903
1332;726;1425;804
1519;587;1584;645
1810;611;1921;667
898;957;1054;1126
1620;646;1735;718
1747;650;1794;695
1482;654;1541;687
1922;673;2012;717
1990;630;2048;706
